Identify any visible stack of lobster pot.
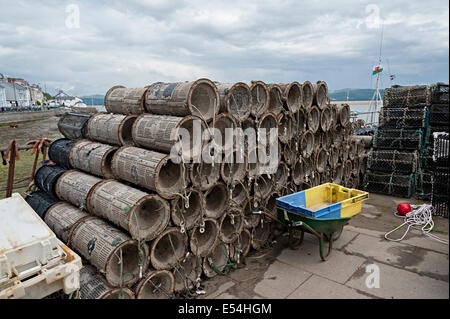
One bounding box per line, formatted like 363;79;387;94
26;77;356;299
364;82;449;199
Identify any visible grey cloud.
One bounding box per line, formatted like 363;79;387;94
0;0;447;96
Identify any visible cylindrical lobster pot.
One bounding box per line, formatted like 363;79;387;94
211;113;239;155
313;131;322;152
86;180;170;241
279;82;303;113
307;106;320;133
322;130;333;149
202;242;230;278
254;174;272;200
150;227;188;270
333;163;343;185
190;218;219;257
87;113;137;146
283;140;298;166
251;220;271;250
34;164;66;197
310;171;321;187
171;189;203;230
302;81;314;109
292;158;304;185
329;104;338;127
344;122;353;140
257;111;279;145
134;269;175;299
203;182;229;219
216;82;251;122
243;198;261;229
312;81;329;109
132;114;205;161
219;210;243;244
173;253;202;292
249;81;270;117
231;182;249;207
274;162;289;192
145;79;220;122
104;86;148;115
189;161;220;191
267;84;284;115
44;202;92;243
351;135;373;149
329;145;340;168
111;146;185;200
293;109;306;136
79;265;135;299
344;160;352;182
221;150;247;185
359;154;367;174
315;148;328;173
352;156;360;176
70;217;149;287
320;106;332;132
69;140;118;179
25;191;59;219
303;156;314;183
348;139;357;161
55;170;102;208
265;191;280;219
336;104;350;127
229;228;251;264
57;112;90;140
278;111;294;144
333;124;345;146
48;138;73;169
301;130;315;158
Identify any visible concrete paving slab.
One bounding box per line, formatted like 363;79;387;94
346;261;449;299
205;282;236;299
276;241;366;284
300;229;358;250
287;275;370;299
253;261;312;299
346;225;449;255
344;233;449;281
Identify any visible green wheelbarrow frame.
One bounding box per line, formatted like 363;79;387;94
276;208;351;261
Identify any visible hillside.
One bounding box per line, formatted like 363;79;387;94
328;88;385;101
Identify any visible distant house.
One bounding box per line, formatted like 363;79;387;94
4;82;30;107
30;85;44;105
0;84;6;108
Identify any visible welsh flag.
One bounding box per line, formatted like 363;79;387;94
373;65;383;75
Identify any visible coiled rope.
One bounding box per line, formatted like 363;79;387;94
384;204;449;244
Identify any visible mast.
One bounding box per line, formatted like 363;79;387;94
368;23;384;125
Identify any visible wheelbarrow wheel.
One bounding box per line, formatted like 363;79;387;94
319;234;333;261
325;225;344;242
288;228;304;250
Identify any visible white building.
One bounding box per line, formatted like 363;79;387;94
0;84;7;108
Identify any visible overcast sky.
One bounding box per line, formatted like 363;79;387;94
0;0;448;96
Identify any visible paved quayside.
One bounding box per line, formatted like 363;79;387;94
198;193;449;299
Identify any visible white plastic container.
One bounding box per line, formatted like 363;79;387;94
0;193;82;299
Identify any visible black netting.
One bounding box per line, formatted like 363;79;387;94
374;128;423;150
363;171;415;198
379;107;426;128
367;150;418;174
429;104;449;126
383;85;431;108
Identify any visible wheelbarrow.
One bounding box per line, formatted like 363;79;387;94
257;183;369;261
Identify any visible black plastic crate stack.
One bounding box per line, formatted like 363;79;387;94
364;85;430;198
431;133;449;218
